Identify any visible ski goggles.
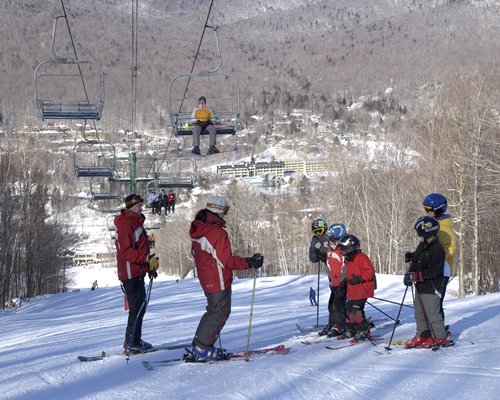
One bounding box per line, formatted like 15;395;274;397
126;195;144;208
313;228;326;236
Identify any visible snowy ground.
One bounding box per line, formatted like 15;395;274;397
0;269;499;400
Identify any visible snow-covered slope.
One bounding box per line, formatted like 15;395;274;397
0;273;498;400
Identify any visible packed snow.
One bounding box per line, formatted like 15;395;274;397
1;267;499;400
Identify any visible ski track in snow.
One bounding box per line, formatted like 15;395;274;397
0;272;499;400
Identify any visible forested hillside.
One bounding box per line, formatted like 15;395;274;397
1;0;499;130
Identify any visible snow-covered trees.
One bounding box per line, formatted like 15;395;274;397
0;145;78;308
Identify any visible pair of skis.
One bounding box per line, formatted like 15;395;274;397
297;323;385;346
325;337;385;350
77;342;191;362
142;344;290;370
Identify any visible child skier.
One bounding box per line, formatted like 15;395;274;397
308;218;329;264
318;223;347;337
404;216;454;349
337;234;376;342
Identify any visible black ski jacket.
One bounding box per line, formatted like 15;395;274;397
309;234;329;263
409;237;445;295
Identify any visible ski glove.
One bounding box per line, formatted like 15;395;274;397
247;253;264;269
403;271;425;286
148;254;160;279
403;272;413;286
148;270;158;279
404;252;414;264
348;275;364;285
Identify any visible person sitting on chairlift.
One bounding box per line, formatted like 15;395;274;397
191;96;219;156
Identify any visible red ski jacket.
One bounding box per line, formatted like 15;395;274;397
114;209;151;281
190;211;249;294
345;252;376;301
167;193;176;202
326;248;344;287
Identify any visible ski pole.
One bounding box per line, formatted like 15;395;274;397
385;285;409;351
126;277;154;362
245;269;258;361
316;262;321;328
372;296;414;308
366;300;399;323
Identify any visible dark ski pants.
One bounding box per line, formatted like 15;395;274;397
414;290;446;339
122;276;146;346
346;298;371;333
193;287;231;349
328;284;347;328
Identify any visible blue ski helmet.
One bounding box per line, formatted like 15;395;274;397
414;216;439;239
326;223;346;243
423;193;447;215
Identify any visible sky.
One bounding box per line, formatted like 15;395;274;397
1;267;499;400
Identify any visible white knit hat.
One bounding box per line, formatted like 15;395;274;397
206;195;229;214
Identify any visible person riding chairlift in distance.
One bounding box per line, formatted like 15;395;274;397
191;96;219;156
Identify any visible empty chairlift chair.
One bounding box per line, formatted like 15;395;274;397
34;16;105;121
73;140;116;178
150;159;197;189
90;176;120;200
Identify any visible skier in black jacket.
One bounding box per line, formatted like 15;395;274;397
308;218;329;263
404;216;453;349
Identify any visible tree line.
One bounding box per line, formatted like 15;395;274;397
0;145;78;309
0;68;498;308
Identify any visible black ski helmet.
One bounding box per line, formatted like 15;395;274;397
338;234;361;256
311;218;327;235
414;216;440;239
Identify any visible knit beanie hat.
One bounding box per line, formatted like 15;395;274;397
125;194;144;209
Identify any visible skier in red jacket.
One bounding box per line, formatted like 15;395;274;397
166;191;177;214
114;194;159;353
185;194;263;362
318;223;347;337
338;234;376;342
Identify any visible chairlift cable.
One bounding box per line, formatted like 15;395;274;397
177;0;216;115
131;0;139;133
60;0;108;176
59;0;89;103
60;0;101;144
153;0;216;176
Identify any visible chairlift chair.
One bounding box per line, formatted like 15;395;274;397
146;176;196;190
73;140;116;178
168;25;241;137
34;16;105;120
90;177;120;200
149;158;197;190
169;73;241;137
